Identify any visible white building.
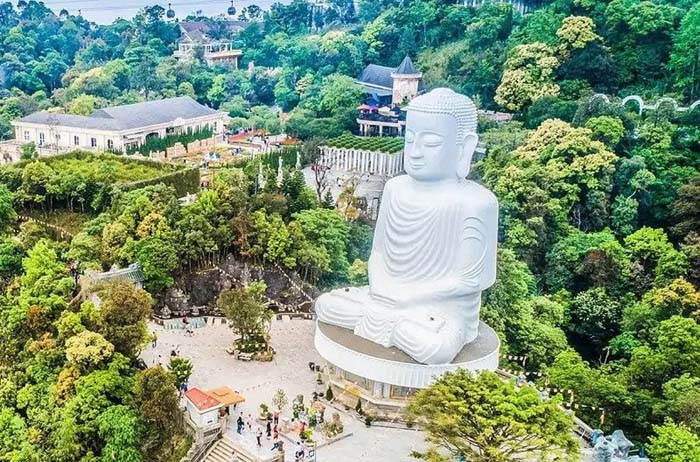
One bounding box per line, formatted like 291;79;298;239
173;21;244;67
10;97;228;156
184;387;224;427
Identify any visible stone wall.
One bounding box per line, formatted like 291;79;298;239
158;254;319;316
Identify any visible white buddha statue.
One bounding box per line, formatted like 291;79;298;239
315;88;498;365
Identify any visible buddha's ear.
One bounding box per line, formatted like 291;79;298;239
457;133;478;179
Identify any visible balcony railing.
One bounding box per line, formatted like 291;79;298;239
358;112;405;123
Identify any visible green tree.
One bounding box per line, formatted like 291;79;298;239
648;421;700;462
218;281;273;349
96;281;153;359
65;331;115;370
133;367;181;462
291;208;350;284
97;405;144;462
670;4;700;101
408;370;579;462
495;43;560;112
0;184;17;231
135;236;178;293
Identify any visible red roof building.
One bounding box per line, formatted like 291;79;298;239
185;387;223;412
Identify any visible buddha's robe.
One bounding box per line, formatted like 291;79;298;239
315;175;498;364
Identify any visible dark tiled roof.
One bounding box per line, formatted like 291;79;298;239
180;20;247;41
356;64;395;90
19;97;220;132
91;97;219;130
18;112;123;130
356;56;424;92
395;55;418;75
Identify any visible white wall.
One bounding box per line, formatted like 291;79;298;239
15;124;122;152
185;400;220;427
13;112;226;154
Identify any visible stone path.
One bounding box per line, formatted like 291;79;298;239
142;319;426;462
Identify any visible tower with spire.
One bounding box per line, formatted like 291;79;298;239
390;56;423;105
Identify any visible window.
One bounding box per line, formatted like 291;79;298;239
107;139;114;149
38;132;45;146
23;131;29;141
343;370;371;391
91;138;97;148
390;385;417;399
74;136;80;146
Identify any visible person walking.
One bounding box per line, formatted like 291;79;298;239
151;331;157;348
266;420;271;439
237;413;244;434
273;410;279;425
256;429;263;447
273;424;279;440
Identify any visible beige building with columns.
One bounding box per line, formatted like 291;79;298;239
10;97;228;157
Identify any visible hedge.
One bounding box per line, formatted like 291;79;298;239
322;133;404;154
119;166;200;197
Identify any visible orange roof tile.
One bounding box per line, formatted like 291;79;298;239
206;387;246;407
185;387;222;412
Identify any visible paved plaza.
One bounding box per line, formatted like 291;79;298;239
141;318;426;462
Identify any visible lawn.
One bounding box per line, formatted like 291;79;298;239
24;209;94;236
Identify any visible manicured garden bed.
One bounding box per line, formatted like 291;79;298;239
322;134;404;154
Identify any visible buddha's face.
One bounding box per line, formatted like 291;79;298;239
404;110;476;182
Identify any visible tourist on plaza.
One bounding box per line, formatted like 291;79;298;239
247;413;253;431
151;331;157;347
273;424;279;440
295;442;305;462
273;410;279;425
237;413;244;434
266;420;271;439
256;429;263;447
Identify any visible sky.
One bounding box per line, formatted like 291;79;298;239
40;0;283;24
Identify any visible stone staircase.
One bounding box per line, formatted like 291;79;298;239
202;437;236;462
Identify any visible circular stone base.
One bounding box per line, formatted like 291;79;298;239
314;320;500;389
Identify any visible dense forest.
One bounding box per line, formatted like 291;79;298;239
0;0;699;460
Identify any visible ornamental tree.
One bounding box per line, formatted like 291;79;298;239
167;357;193;389
408;370;579;462
218;281;273;349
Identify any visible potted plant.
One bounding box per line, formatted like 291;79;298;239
300;429;314;442
365;414;374;427
325;386;333;401
259;403;269;420
406;416;415;429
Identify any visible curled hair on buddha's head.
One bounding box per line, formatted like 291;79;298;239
407;88;478;143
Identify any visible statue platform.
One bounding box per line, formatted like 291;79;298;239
315;320;500;391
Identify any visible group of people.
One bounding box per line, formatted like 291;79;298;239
235;411;284;450
234;409;310;461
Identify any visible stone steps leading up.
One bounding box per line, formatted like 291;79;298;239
203;437;235;462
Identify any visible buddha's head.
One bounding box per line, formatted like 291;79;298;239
403;88;478;182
